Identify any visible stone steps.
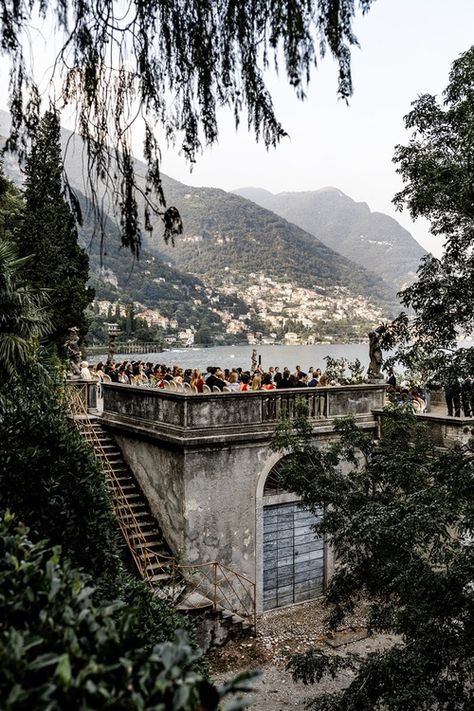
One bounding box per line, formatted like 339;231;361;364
75;417;255;643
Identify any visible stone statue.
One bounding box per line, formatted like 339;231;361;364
65;326;82;378
367;327;384;381
107;333;116;368
251;348;258;372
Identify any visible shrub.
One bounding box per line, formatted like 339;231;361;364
0;513;252;710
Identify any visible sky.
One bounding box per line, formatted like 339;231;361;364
1;0;473;258
153;0;474;258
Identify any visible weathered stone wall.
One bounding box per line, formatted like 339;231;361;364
416;415;474;447
101;384;384;611
112;433;186;555
182;442;268;574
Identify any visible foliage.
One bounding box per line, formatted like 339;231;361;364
0;364;206;658
323;355;366;383
0;1;376;256
0;512;254;710
18;111;93;349
393;46;474;380
273;404;474;710
0;169;24;243
0;236;52;377
0;366;121;584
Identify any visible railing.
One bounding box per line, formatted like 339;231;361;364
66;381;256;629
102;382;385;435
67;383;169;582
261;390;328;420
167;559;256;626
86;342;162;355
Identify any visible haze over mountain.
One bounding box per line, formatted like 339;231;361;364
233;186;426;290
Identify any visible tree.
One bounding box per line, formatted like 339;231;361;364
0;1;376;256
19;111;93;349
273;404;474;710
194;324;213;345
0;237;51;377
0;512;253;710
0;170;52;377
392;46;474;380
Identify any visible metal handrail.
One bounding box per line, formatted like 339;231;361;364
66;384;163;582
66;382;257;630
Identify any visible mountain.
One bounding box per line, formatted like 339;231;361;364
0;110;399;343
232;186;426;290
142;179;397;306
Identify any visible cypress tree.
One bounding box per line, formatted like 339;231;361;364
21;111;93;349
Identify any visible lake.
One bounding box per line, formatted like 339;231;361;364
94;342;371;373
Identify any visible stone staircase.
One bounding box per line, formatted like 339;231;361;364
81;419;176;590
75;415;254;643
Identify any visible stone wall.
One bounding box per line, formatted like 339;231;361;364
113;434;186;555
101;384;384;611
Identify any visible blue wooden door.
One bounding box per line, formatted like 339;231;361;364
263;502;324;610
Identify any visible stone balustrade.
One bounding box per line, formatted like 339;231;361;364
101;383;386;445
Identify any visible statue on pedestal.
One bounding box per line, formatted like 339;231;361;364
107;334;116;368
65;326;82;378
251;348;258;373
367;327;384;382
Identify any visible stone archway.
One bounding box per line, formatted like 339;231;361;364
256;454;325;612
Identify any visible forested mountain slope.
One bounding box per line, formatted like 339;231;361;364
143;177;397;312
233;186;426;290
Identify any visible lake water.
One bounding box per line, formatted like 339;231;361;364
100;342;371;373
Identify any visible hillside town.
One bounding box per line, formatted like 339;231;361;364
90;269;384;346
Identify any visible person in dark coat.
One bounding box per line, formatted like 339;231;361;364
205;366;226;391
461;376;473;417
445;372;461;417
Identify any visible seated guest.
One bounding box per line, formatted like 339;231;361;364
94;361;105;380
410;388;426;413
191;369;204;392
262;373;276;390
164;367;174;382
206;367;226;391
240;373;251;391
108;363;119;382
277;370;292;389
117;365;129;384
295;371;308;387
173;366;184;384
227;372;240;391
251;373;262;390
274;371;283;387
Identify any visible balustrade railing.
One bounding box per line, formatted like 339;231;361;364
261;390;328;421
101;382;385;433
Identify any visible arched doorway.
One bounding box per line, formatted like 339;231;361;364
261;458;325;610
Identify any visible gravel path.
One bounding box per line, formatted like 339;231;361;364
209;599;396;710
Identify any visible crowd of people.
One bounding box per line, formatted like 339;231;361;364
80;359;354;392
76;358;474;418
